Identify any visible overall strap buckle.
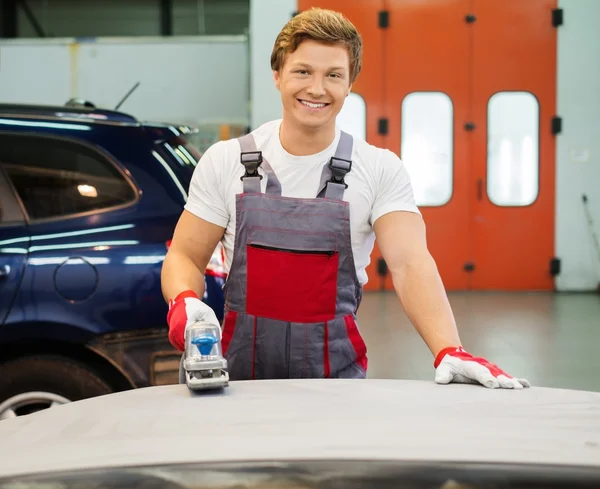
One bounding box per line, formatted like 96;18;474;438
240;151;263;181
328;156;352;189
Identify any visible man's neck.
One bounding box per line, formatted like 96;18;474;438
279;119;336;156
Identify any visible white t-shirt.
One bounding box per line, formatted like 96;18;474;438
185;119;420;285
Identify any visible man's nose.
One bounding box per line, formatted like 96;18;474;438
307;76;325;97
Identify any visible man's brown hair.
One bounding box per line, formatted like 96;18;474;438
270;8;363;83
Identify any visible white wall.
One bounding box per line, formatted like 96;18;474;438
0;36;249;127
0;42;72;103
555;0;600;291
249;0;297;129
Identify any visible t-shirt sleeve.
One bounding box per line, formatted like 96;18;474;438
184;142;230;228
370;149;421;225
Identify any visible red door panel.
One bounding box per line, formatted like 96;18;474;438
384;0;472;290
470;0;557;290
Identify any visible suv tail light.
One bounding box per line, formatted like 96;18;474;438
165;239;227;279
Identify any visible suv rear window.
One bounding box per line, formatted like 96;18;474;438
0;133;137;221
162;135;203;168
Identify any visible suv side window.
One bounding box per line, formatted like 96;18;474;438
0;133;137;221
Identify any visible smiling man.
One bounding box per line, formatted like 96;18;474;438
161;8;530;389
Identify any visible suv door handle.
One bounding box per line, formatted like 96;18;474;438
0;265;9;278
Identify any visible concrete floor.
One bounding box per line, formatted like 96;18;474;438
356;291;600;392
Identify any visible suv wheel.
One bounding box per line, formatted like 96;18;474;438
0;355;114;419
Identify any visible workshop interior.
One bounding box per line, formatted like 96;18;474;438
0;0;599;408
0;1;599;486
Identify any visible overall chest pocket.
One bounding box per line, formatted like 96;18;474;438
245;228;339;323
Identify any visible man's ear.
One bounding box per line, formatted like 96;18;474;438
273;71;281;91
347;83;353;96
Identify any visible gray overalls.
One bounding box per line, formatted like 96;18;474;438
220;130;368;380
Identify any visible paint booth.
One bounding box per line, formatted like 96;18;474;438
251;0;600;294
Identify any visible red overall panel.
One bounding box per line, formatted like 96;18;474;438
384;0;472;290
298;0;387;291
470;0;557;290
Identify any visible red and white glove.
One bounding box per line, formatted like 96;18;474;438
434;346;530;389
167;290;221;351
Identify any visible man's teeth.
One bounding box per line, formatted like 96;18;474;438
300;100;326;108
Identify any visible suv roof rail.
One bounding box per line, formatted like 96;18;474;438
0;102;139;125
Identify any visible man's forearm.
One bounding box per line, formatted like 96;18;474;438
161;250;206;303
391;251;461;357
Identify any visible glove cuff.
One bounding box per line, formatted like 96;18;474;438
434;345;465;368
168;289;199;309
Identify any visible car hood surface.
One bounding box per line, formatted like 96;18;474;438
0;379;599;479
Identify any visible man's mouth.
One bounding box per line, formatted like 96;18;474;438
298;99;330;109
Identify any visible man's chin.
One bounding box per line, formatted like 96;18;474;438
289;114;335;131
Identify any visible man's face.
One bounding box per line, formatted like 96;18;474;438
274;39;352;132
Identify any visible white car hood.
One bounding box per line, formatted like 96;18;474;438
0;379;599;479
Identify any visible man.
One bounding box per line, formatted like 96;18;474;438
161;8;529;389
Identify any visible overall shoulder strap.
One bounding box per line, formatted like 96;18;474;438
238;133;282;195
317;131;354;200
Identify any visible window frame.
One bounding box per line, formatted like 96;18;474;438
400;90;455;208
486;90;541;208
0;131;140;224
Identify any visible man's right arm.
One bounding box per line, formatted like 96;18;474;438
160;209;225;303
159;141;231;350
161;140;230;303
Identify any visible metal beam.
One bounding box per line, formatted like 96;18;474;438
18;0;46;37
0;0;18;38
160;0;173;36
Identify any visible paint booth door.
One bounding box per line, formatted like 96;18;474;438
384;0;557;291
383;0;472;291
469;0;557;290
298;0;557;291
298;0;472;291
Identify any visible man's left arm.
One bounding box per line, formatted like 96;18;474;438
373;211;530;389
369;146;530;389
373;211;460;358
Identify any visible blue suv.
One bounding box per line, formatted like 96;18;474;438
0;101;227;418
